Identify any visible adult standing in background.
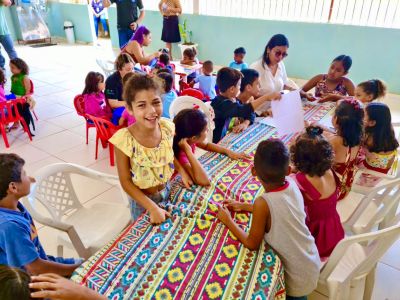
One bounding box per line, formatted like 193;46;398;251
103;0;145;49
0;0;18;71
159;0;182;60
91;0;109;38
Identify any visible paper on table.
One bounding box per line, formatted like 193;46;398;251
318;109;335;131
271;90;304;136
255;117;276;127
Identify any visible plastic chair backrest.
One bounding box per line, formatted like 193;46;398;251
29;79;34;94
345;178;400;234
96;59;115;78
87;114;119;141
320;220;400;284
73;95;85;117
27;163;83;221
169;96;215;142
0;98;25;124
181;88;205;100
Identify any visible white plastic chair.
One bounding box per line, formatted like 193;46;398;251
313;219;400;300
96;58;115;78
337;178;400;235
23;163;130;259
169;96;215;143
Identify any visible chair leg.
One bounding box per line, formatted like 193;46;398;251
95;134;99;160
20;119;32;141
32;110;39;121
109;143;115;166
86;123;89;145
57;244;64;257
0;125;10;148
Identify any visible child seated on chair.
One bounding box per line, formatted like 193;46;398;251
110;74;192;224
360;103;399;173
191;60;216;99
82;71;112;119
0;69;6;102
173;109;250;186
229;47;248;71
0;154;82;276
216;139;320;299
180;47;199;84
158;71;177;119
211;67;280;143
158;53;174;73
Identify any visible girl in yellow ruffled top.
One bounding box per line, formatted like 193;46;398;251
362;102;399;173
110;74;192;224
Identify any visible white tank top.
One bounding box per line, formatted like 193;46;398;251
263;177;321;297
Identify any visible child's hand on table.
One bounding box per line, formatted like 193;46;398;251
226;150;252;161
232;121;249;133
217;205;233;225
149;206;171;225
305;93;317;102
223;200;244;212
319;93;341;103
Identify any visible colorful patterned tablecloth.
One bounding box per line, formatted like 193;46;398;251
72;103;335;300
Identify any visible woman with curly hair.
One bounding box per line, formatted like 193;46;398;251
290;125;344;258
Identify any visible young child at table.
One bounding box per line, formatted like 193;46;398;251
355;79;387;104
181;47;199;83
82;71;111;119
217;139;320;299
191;60;216;99
158;71;177;119
361;103;399;173
158;53;174;73
229;47;248;71
211;67;281;143
0;154;82;275
290;126;344;258
301;55;355;103
110;74;192;224
173;109;251;186
323;98;364;200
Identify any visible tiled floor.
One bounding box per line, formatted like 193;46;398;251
1;41;399;299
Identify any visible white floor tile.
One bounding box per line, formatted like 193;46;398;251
54;142;108;167
46;112;83;129
25;156;66;175
380;238;400;271
372;263;400;300
23;120;65;141
2;144;50;164
34;103;73;120
31;130;86;155
87;157;118;175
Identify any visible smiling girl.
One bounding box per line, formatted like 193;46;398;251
109;74;192;224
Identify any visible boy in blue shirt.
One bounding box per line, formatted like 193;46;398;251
192;60;216;99
0;154;81;275
229;47;248;71
158;71;177;119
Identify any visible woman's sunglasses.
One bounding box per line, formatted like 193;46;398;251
274;50;288;58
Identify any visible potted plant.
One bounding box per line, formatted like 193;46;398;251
178;19;198;57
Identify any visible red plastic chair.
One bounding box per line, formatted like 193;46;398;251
0;98;33;148
87;114;120;166
73;95;95;145
181;88;208;101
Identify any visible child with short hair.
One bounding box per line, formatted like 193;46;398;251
109;74;192;224
181;47;199;83
192;60;216;99
217;139;320;299
158;71;177;119
362;103;399;173
229;47;248;71
301;55;355;102
211;67;280;143
0;154;82;275
173;109;250;186
158;53;174;73
82;71;111;119
290;126;344;258
325;98;364;200
355;79;387;104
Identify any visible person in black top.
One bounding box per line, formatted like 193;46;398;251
211;67;281;143
105;53;134;124
103;0;145;48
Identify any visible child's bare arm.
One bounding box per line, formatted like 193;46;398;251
217;197;269;250
25;258;80;276
23;76;31;96
198;141;252;160
118;116;126;126
179;139;210;186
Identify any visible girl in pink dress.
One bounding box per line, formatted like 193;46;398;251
82;71;112;119
291;126;344;258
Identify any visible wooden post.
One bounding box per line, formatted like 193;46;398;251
328;0;335;22
193;0;200;15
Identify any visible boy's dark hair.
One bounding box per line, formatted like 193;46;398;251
290;126;334;177
0;154;25;200
0;68;6;85
123;74;162;109
159;53;170;66
234;47;246;55
254;139;289;184
156;68;173;75
332;55;352;72
203;60;213;73
365;103;399;153
262;34;289;67
114;53;134;71
122;72;136;86
183;47;197;59
240;68;259;92
157;72;174;93
82;71;104;95
0;265;31;300
358;79;387;100
335;99;364;147
216;67;243;93
173;109;208;157
10;58;29;75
